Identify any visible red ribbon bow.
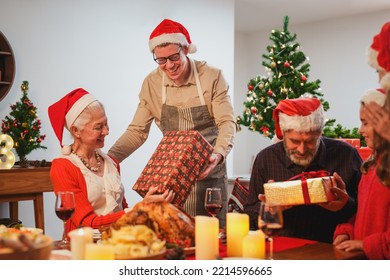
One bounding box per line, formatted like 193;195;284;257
287;170;331;205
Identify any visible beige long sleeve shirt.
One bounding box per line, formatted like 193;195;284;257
108;60;236;162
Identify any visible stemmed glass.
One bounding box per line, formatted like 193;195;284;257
205;187;224;238
205;187;223;218
258;201;284;260
54;191;75;249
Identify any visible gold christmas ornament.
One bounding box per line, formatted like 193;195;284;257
270;62;276;68
22;122;27;127
258;83;264;90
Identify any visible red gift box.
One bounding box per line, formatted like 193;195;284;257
132;130;213;206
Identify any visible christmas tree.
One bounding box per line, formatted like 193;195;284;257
237;16;328;139
1;81;46;165
236;16;365;145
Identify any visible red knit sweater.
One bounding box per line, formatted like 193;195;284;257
50;158;129;235
334;167;390;259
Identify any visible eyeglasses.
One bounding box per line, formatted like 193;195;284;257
153;46;182;65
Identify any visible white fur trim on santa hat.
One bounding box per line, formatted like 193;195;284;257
360;89;386;106
279;105;325;133
148;33;197;53
367;48;380;70
65;94;97;130
381;72;390;92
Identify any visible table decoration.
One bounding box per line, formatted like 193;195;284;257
242;230;266;259
195;216;219;260
226;213;249;257
0;134;15;169
69;227;93;260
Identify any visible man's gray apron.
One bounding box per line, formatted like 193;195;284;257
160;59;227;228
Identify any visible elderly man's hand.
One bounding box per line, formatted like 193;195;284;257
319;172;349;212
198;153;222;180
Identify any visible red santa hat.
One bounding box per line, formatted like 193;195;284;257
273;98;325;140
368;21;390;91
148;19;197;53
360;88;386;106
48;88;97;153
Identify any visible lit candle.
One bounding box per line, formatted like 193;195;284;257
69;227;93;260
227;213;249;257
242;230;266;259
195;216;219;260
84;243;115;260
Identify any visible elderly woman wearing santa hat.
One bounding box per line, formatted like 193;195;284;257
364;21;390;142
48;88;173;239
108;19;236;228
244;97;362;243
334;89;390;259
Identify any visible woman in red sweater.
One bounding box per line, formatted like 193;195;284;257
48;88;173;238
333;89;390;259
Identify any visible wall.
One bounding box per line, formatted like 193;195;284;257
233;10;390;175
0;0;234;240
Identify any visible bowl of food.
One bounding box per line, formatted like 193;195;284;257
0;225;53;260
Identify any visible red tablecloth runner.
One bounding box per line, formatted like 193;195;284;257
187;236;317;259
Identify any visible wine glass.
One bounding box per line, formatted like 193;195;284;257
205;188;224;238
54;191;75;249
205;187;223;217
258;201;283;260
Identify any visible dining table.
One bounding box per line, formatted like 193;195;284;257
50;236;366;260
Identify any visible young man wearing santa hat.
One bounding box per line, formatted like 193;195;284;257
108;19;236;226
364;21;390;142
244;97;362;243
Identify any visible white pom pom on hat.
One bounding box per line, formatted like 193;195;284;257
148;19;197;54
272;98;325;140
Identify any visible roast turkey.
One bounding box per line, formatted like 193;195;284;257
106;201;195;247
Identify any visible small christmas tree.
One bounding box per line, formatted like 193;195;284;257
1;81;46;166
237;16;328;139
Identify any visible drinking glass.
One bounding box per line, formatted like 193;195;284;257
258;201;283;260
205;188;223;218
205;187;224;238
54;191;75;249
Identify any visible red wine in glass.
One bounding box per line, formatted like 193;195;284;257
205;203;223;216
54;191;75;249
56;208;75;221
205;188;223;218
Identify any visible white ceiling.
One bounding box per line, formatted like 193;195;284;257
235;0;390;33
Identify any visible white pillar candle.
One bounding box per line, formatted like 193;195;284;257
69;227;93;260
195;216;219;260
242;230;266;259
227;213;249;257
84;243;115;260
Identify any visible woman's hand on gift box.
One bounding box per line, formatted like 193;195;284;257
143;186;174;203
198;153;223;180
319;172;349;212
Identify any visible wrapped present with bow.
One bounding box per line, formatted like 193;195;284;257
263;171;336;206
132;130;213;207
